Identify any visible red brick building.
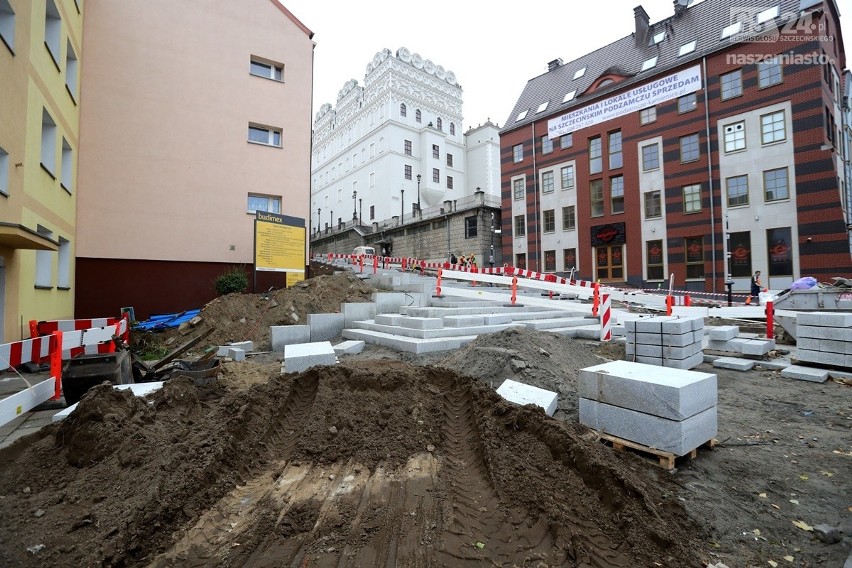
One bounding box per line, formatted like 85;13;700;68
500;0;848;295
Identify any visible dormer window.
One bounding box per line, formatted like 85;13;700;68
563;90;576;103
720;21;742;39
516;110;528;121
573;67;586;79
536;101;548;113
598;79;614;88
678;40;697;57
641;56;658;72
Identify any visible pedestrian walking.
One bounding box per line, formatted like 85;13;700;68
749;270;762;304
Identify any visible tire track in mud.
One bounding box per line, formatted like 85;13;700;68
433;376;633;567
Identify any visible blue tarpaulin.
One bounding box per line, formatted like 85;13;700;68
133;309;201;331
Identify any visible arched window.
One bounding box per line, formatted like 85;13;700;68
400;103;407;117
436;117;443;130
449;122;455;135
415;109;421;123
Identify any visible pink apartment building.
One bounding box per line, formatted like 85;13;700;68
75;0;314;319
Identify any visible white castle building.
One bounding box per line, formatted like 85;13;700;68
310;47;499;234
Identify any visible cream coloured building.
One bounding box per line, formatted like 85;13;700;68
0;0;82;342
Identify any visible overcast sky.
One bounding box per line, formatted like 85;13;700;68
283;0;850;131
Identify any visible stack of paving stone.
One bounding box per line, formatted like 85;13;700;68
578;360;717;457
705;325;775;358
624;315;704;369
795;312;852;368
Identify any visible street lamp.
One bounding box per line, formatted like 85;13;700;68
400;188;404;221
329;210;333;232
317;207;321;235
352;190;357;220
359;198;362;225
416;173;422;215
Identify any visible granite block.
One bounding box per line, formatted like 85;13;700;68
797;349;846;366
496;379;558;417
796;312;852;327
579;360;717;420
342;302;377;327
579;398;717;456
333;340;365;356
712;357;755;371
741;339;775;356
227;347;245;361
283;342;338;373
271;325;311;351
308;312;345;342
780;365;829;383
709;326;739;340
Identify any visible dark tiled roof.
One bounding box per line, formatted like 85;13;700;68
501;0;817;134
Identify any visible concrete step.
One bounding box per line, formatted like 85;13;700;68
547;325;604;339
341;328;478;354
517;316;596;330
374;314;445;330
350;320;524;339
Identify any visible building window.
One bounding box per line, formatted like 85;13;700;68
247;194;281;213
590;179;604;217
758;59;782;88
683;183;702;213
541;135;553;155
562;205;575;230
729;232;752;277
0;0;15;52
432;168;439;183
249;57;283;81
720;70;743;100
446;153;453;167
65;40;78;100
432;144;439;159
644;190;661;218
680;133;700;163
35;226;53;288
678;40;696;57
436;117;443;131
640;106;656;125
248;124;282;147
44;0;61;67
447;175;454;189
589;136;602;174
723;121;745;152
543;209;555;233
464;215;477;238
58;236;71;289
60;138;73;192
678;93;697;114
544;250;556;272
609;131;622;169
563;248;577;271
415;109;421;123
610;176;624;214
763;167;789;201
450;122;455;135
760;111;785;144
641;143;659;171
516;253;527;269
560;133;573;149
0;145;9;196
514;215;526;237
513;178;524;200
404;164;412;180
404;140;412;155
400;103;407;117
40;109;57;176
370;205;375;220
561;165;575;190
513;144;523;163
646;240;664;280
685;237;704;279
726;175;749;207
766;227;792;277
542;171;554;193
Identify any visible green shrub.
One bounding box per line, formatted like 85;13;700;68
215;267;248;295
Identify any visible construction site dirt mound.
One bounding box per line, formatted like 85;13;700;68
137;272;376;354
0;362;706;567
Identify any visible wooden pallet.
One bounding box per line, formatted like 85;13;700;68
598;433;717;470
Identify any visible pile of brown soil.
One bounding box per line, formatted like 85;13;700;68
135;272;376;354
0;362;707;567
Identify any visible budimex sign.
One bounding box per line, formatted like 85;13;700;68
254;212;306;275
547;65;702;138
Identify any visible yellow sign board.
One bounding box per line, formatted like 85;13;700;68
254;212;306;273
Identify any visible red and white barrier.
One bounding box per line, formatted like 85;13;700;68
30;315;129;360
600;293;612;342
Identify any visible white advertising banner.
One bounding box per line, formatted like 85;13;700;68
547;65;702;138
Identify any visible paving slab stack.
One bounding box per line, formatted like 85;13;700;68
624;315;704;369
578;360;718;456
795;312;852;368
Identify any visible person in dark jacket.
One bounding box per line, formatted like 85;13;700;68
750;270;762;299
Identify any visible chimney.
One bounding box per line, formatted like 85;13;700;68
547;58;563;72
634;5;650;47
673;0;689;16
